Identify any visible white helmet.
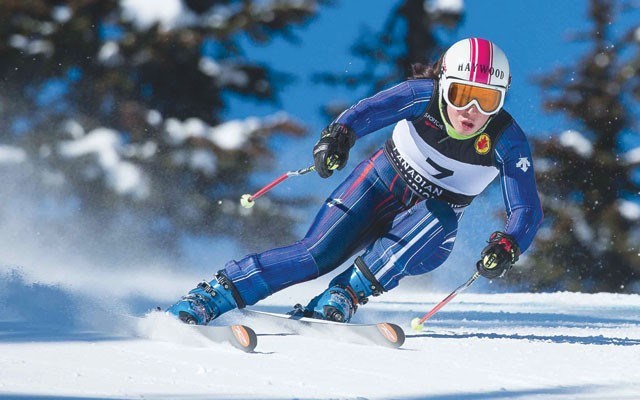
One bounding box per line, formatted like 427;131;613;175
439;38;511;115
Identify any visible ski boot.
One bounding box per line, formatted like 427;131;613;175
291;257;385;323
290;285;358;322
166;273;239;325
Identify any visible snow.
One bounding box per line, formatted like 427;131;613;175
52;6;73;24
622;146;640;165
35;110;296;209
558;130;593;158
98;41;123;66
58;127;150;199
198;58;251;88
427;0;464;14
8;35;54;57
1;266;639;400
120;0;187;31
209;119;260;150
0;145;27;164
164;116;263;150
619;199;640;220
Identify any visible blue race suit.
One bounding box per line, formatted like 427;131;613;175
221;78;543;306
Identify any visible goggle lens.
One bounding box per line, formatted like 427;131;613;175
447;82;502;114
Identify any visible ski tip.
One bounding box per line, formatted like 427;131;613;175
376;323;406;349
230;324;258;353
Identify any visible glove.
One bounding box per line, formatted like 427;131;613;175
476;231;520;279
313;123;356;178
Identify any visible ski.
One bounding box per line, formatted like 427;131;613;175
242;309;405;349
123;312;258;353
190;323;258;353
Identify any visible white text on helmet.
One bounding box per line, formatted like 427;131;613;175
457;63;506;80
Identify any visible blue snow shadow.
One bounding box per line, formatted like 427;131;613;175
398;383;616;400
0;270;133;343
0;395;285;400
0;321;127;343
396;308;640;347
407;330;640;346
0;395;125;400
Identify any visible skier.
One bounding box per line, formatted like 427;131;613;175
167;37;543;325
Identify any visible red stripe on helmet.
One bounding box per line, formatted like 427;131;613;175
471;38;492;85
468;38;474;81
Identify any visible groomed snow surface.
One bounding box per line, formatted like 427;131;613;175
1;270;639;400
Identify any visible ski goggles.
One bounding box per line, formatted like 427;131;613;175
441;78;506;115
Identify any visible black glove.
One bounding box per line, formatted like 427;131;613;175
476;231;520;279
313;123;356;178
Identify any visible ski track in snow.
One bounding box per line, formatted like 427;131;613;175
0;272;639;400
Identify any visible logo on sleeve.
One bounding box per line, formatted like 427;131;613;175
516;157;531;172
474;134;491;155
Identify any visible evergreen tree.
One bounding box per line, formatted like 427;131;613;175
0;0;329;256
520;0;640;292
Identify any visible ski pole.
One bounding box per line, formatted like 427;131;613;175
240;164;315;208
410;271;481;332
